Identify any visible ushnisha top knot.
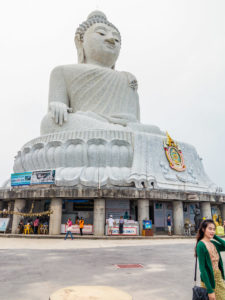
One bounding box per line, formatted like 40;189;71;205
75;10;121;43
87;10;107;20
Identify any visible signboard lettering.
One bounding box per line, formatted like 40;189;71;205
11;170;55;186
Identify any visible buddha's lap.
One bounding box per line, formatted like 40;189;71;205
40;112;163;136
40;112;127;135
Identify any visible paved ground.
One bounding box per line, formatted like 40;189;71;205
0;233;196;239
0;238;224;300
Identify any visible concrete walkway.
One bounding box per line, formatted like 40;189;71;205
0;238;200;300
0;236;196;250
0;233;196;239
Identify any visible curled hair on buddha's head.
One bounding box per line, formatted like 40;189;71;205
194;219;215;256
74;10;121;65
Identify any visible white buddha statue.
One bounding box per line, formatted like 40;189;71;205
13;11;218;192
40;11;162;136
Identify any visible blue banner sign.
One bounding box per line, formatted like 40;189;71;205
11;172;32;186
143;220;152;229
11;170;55;186
0;218;10;232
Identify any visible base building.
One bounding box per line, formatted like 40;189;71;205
0;186;224;236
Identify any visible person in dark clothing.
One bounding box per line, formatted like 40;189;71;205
119;216;124;234
194;205;201;232
19;219;24;234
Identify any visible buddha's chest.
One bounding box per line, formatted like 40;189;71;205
65;67;137;112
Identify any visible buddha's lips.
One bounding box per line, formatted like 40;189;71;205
104;42;116;49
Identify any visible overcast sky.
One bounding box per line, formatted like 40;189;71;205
0;0;224;191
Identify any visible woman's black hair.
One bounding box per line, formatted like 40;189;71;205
195;219;215;256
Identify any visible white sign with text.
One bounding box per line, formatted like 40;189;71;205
61;224;93;234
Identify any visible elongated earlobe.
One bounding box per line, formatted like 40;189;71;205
75;35;85;64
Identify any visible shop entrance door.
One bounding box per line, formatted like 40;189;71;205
62;199;94;224
149;205;154;225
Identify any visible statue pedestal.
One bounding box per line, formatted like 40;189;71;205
13;129;217;193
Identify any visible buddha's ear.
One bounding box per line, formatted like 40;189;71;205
74;35;85;64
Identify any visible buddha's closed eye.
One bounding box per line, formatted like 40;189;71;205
98;32;105;36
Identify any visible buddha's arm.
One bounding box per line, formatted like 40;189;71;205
48;66;71;126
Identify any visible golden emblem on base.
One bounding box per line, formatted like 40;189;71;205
164;132;186;172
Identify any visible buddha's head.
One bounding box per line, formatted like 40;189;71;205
75;11;121;69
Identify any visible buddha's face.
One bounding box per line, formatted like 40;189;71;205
83;23;121;68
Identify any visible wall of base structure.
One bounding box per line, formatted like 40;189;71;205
0;186;224;235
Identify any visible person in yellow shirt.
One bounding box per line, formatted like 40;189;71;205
79;217;84;236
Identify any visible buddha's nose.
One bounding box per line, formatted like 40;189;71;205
106;38;115;45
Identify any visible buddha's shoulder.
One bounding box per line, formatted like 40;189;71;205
51;64;122;80
120;71;137;80
50;64;90;75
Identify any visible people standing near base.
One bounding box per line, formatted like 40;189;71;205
119;216;124;234
107;215;114;236
64;218;74;240
195;219;225;300
167;214;172;236
79;217;84;236
123;211;129;220
19;219;24;234
34;217;39;234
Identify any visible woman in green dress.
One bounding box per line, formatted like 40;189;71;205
196;219;225;300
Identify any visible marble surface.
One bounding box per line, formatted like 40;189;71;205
12;11;220;193
13;128;218;192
